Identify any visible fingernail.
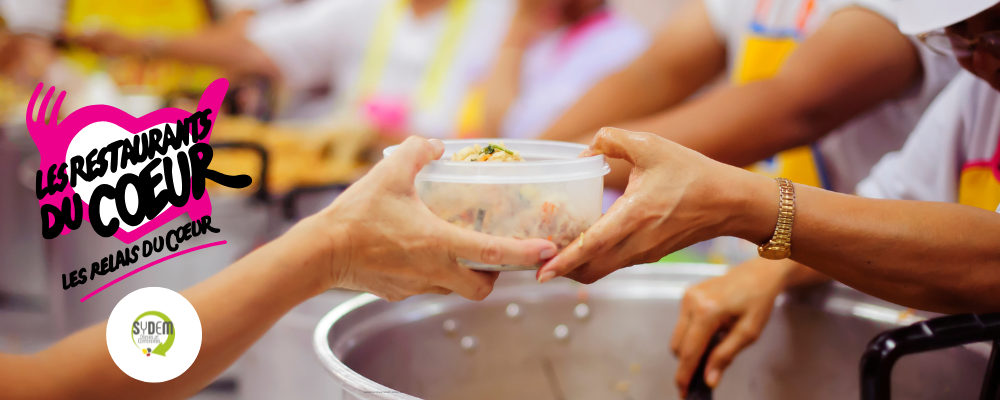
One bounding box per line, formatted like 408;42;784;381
428;138;445;153
537;270;556;283
540;248;556;260
706;369;720;387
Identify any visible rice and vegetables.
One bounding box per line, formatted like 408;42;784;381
451;142;525;162
418;142;596;270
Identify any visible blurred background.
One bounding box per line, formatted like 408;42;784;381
2;1;988;399
0;1;689;398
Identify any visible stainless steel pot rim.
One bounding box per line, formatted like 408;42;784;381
312;263;987;399
314;293;418;399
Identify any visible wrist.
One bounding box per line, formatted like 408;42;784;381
287;214;352;295
718;170;781;245
733;258;797;294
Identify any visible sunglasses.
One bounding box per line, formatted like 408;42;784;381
918;29;1000;58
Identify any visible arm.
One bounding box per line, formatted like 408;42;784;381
539;129;1000;315
0;137;556;399
0;222;332;399
71;12;280;79
536;0;726;142
741;183;1000;314
611;7;922;169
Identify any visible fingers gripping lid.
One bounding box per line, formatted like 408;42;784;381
898;0;1000;34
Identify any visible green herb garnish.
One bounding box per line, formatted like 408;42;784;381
482;144;513;155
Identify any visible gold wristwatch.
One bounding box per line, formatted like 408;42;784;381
758;177;795;260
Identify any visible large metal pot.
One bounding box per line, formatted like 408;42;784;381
315;264;989;400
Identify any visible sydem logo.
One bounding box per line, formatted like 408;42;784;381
132;311;175;357
107;287;201;382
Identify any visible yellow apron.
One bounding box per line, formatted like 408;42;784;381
739;0;829;189
456;86;486;138
63;0;219;95
355;0;476;136
957;139;1000;211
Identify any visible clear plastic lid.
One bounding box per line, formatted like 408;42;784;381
382;139;611;183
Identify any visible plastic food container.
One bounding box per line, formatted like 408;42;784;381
383;139;610;271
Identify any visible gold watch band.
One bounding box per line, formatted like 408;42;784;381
758;177;795;260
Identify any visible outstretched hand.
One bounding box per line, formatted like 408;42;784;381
307;136;558;301
537;127;775;283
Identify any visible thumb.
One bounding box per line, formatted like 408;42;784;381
583;127;657;169
377;136;445;185
442;221;558;267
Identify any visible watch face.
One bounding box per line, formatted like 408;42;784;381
758;247;791;260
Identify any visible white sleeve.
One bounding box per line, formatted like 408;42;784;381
0;0;64;36
246;0;374;90
856;74;972;202
700;0;730;42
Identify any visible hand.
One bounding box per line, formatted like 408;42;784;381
304;136;558;301
670;259;790;397
537;127;777;283
70;31;144;58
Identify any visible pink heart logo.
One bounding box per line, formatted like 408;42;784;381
29;79;232;244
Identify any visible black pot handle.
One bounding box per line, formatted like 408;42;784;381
687;331;726;400
860;313;1000;400
210;141;270;203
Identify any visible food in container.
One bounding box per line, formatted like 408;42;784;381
451;142;525;162
383;139;610;271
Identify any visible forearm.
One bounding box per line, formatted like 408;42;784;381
778;260;831;288
538;57;687;141
154;34;279;78
7;217;337;399
605;7;920;168
737;257;831;291
726;174;1000;313
621;82;819;167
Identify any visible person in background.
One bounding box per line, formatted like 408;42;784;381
539;0;958;195
73;0;514;138
658;0;1000;394
538;2;1000;396
481;0;649;139
0;0;59;88
529;0;956;390
0;135;557;399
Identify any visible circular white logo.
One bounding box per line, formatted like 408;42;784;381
106;287;202;383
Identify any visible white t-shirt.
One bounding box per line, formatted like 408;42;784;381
0;0;63;36
247;0;512;138
702;0;960;193
500;11;650;139
857;70;1000;212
